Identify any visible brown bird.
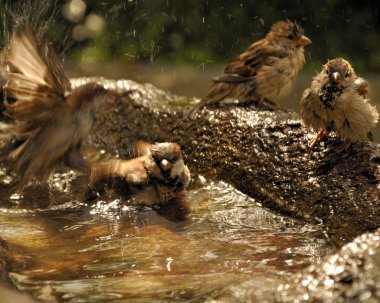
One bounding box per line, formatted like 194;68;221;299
300;58;379;150
88;142;191;206
186;20;311;119
0;25;109;189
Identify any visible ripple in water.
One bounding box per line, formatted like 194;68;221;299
0;162;331;302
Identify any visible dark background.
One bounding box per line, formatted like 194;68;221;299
1;0;379;72
1;0;380;129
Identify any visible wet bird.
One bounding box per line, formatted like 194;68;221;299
0;25;109;189
300;58;379;150
186;20;311;119
88;142;191;206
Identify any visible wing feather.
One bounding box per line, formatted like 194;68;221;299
2;25;71;123
213;40;289;83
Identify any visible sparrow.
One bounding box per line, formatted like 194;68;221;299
186;20;311;119
88;142;191;206
300;58;379;150
0;25;109;189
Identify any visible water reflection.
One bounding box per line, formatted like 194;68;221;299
0;156;331;302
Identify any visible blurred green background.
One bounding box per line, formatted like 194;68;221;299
1;0;380;111
47;1;380;69
2;1;379;69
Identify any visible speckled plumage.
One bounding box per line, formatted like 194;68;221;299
300;58;378;146
187;20;311;118
89;142;191;206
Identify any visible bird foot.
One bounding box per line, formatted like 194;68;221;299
309;130;329;150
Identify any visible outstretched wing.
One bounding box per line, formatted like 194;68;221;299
0;26;75;188
1;25;71;124
88;157;149;196
213;39;289;83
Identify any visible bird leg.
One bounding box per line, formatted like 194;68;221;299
309;130;329;150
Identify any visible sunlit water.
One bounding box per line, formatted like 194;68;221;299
0;149;332;302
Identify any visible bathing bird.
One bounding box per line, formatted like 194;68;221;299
88;142;191;206
300;58;378;150
0;25;109;189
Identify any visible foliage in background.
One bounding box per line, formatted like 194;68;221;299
1;0;380;72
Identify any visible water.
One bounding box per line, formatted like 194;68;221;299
0;149;331;302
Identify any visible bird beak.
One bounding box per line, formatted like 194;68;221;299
298;35;312;46
160;159;172;171
332;72;342;83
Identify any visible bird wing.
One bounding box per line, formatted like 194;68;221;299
91;157;149;187
300;88;329;132
213;40;289;83
1;26;71;124
132;141;152;157
354;77;368;98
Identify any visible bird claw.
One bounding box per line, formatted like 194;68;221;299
309;130;329;150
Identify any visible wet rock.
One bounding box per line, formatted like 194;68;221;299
279;228;380;303
73;77;380;247
206;228;380;303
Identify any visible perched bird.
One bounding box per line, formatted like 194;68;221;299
88;142;191;206
300;58;379;150
0;25;109;189
186;20;311;119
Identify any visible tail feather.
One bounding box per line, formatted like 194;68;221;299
184;82;234;120
185;98;208;120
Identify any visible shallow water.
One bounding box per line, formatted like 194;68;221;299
0;148;331;302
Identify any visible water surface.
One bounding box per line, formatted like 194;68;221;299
0;149;331;302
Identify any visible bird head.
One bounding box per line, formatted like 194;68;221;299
267;20;311;48
150;142;183;173
148;142;191;189
322;58;356;86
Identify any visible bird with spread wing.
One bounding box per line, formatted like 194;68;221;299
0;25;108;189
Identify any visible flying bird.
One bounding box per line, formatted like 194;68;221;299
300;58;378;150
0;25;109;189
186;20;311;119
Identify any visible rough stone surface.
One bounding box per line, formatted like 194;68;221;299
74;77;380;247
0;77;379;302
278;228;380;303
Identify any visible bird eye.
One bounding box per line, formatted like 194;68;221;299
288;33;295;40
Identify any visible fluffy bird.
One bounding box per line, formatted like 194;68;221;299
187;20;311;119
0;26;109;188
88;142;191;206
300;58;379;150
